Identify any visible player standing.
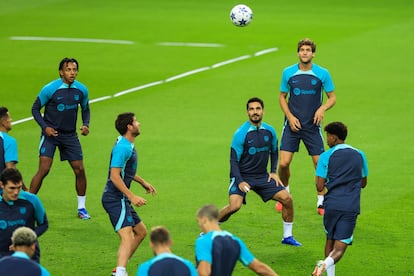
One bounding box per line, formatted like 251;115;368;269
30;57;91;219
277;38;336;215
0;107;18;172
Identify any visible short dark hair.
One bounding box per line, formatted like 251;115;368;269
59;57;79;71
246;97;264;110
297;38;316;53
0;167;23;185
115;112;135;135
0;107;9;120
324;122;348;141
150;226;171;245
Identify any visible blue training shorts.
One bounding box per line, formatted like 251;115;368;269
280;123;324;155
228;174;285;204
38;133;83;161
323;210;358;245
102;192;141;232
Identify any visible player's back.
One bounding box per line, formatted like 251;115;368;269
211;235;241;276
147;258;193;276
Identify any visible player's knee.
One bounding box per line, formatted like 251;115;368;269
73;166;85;176
277;192;293;207
135;228;147;241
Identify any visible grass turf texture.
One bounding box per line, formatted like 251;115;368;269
1;0;414;275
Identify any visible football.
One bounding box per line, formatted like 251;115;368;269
230;4;253;27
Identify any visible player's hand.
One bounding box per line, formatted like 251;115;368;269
45;127;58;137
80;125;89;136
142;183;157;196
313;107;325;125
268;173;284;187
129;194;147;207
288;116;301;132
238;182;251;193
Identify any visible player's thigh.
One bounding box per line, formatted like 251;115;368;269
39;135;58;158
58;134;83;161
251;176;285;202
102;196;140;231
324;211;357;244
302;128;324;156
280;127;300;153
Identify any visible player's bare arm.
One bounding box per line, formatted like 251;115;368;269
110;168;147;206
134;175;157;196
313;91;336;125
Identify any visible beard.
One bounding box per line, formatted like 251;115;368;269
250;114;262;124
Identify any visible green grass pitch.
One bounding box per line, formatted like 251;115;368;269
1;0;414;275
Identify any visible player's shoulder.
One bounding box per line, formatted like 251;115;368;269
234;121;251;134
114;136;134;150
18;191;42;204
0;131;16;143
72;80;88;93
311;63;330;74
41;78;64;92
283;63;299;73
261;122;276;132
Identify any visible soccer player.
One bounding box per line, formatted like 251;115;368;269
137;226;197;276
311;122;368;276
196;204;278;276
0;106;18;172
0;227;50;275
30;57;91;220
218;97;301;246
277;38;336;215
0;168;48;263
0;107;28;191
102;112;157;276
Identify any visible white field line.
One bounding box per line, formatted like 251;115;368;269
12;48;278;125
254;47;279;56
211;55;251;68
165;67;210;82
89;96;112;103
10;36;134;45
114;81;164;97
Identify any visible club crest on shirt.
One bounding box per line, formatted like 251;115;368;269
20;207;27;215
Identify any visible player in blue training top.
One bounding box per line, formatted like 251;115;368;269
218;97;301;246
0;107;18;172
0;168;48;263
30;57;91;220
196;204;278;276
277;38;337;216
102;112;157;276
0;107;29;191
0;227;50;276
311;122;368;276
137;226;197;276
